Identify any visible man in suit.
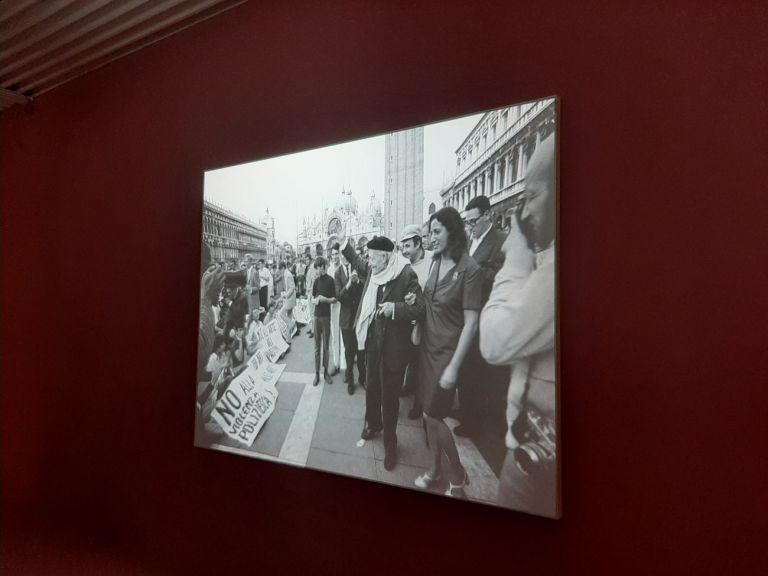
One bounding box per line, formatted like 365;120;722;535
341;233;425;470
455;195;509;438
334;251;366;395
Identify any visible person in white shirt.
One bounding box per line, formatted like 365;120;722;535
327;243;346;376
480;134;557;518
257;259;272;321
245;254;261;319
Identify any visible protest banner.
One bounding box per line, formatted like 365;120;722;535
254;333;270;352
266;320;282;338
294;298;311;325
248;348;269;370
264;321;289;354
211;362;286;446
276;314;292;343
267;332;288;354
265;345;285;363
253;324;268;342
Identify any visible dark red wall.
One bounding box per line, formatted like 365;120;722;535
2;1;767;574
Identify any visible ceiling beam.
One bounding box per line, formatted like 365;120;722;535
0;86;31;108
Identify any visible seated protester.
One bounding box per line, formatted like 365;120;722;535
245;311;264;355
206;333;231;391
197;251;225;444
216;293;230;332
224;286;248;336
263;297;282;325
229;325;247;368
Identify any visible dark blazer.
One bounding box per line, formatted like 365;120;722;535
334;263;363;330
342;241;425;374
470;226;507;304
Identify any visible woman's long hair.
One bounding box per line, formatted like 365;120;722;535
430;206;468;262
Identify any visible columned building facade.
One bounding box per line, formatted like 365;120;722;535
442;98;556;229
202;200;268;267
385;127;424;240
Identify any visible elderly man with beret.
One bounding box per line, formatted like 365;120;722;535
338;227;425;470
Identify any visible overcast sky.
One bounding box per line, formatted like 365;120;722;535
204;112;483;243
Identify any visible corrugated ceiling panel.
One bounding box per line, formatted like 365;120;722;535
0;0;246;111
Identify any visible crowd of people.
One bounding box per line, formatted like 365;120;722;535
196;252;297;438
196;134;557;516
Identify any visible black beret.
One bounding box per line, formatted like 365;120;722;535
367;235;395;252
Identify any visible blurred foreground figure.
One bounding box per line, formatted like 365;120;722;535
480;134;558;517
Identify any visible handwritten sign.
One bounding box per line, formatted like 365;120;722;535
294;299;311;325
211;362;285;446
276;314;291;342
263;321;289;355
247;348;269;370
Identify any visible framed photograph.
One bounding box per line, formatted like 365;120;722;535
195;96;559;518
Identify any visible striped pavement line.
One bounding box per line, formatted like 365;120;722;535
277;371;324;465
211;366;499;504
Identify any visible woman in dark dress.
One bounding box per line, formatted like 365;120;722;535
415;207;483;497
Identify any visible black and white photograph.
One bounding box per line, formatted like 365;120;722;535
195;96;558;518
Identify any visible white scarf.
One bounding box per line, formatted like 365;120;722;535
356;252;409;350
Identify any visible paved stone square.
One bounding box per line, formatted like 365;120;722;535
210;326;503;505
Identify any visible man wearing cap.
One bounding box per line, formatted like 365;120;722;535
399;224;434;419
340;230;425;470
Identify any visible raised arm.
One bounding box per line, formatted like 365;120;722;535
335;268;351;304
342;239;369;278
